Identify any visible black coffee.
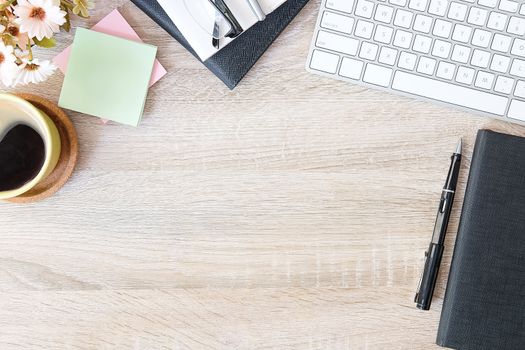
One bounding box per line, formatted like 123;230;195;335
0;124;46;192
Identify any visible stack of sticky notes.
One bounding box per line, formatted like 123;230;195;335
58;13;162;127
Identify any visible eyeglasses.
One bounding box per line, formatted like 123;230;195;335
184;0;244;49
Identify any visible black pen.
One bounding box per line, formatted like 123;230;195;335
415;139;462;310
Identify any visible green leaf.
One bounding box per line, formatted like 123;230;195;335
2;33;16;47
60;0;74;11
34;37;56;48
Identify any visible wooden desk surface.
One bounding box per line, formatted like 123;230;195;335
3;1;525;349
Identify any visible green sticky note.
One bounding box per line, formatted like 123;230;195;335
59;28;157;127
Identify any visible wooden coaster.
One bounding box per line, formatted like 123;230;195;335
7;94;79;204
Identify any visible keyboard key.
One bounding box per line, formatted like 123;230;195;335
339;57;364;79
468;7;488;26
394;9;414;28
451;45;471;63
374;25;394;44
355;20;374;39
487;12;508;31
511;39;525;57
478;0;498;8
310;50;340;74
456;66;475;84
378;47;398;65
514;81;525;97
508;100;525;121
417;57;437;75
499;0;519;13
326;0;355;14
474;71;495;89
413;14;433;33
448;2;468;21
409;0;428;11
507;16;525;35
375;4;394;23
472;29;492;47
521;4;525;15
413;35;432;53
321;11;354;34
436;61;456;80
359;42;379;60
471;49;491;68
428;0;448;16
399;51;417;70
432;40;452;58
316;31;359;56
494;76;514;94
392;71;509;115
490;54;511;73
433;19;452;38
390;0;407;6
510;59;525;78
452;24;472;43
491;33;512;52
393;30;413;48
363;63;393;86
355;0;375;18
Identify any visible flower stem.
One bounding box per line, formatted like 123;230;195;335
27;42;33;61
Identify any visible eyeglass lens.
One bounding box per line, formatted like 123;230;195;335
183;0;234;39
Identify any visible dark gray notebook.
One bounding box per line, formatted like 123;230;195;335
130;0;310;89
437;130;525;349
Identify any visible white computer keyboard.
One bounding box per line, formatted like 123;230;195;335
306;0;525;124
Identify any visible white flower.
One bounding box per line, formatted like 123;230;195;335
14;0;66;41
0;42;19;87
14;58;56;86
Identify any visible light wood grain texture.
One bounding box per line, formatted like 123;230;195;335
2;1;525;349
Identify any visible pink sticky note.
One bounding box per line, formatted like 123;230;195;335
54;10;167;123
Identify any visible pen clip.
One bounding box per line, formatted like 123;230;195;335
414;250;429;302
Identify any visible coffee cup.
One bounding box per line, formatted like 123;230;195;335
0;93;61;200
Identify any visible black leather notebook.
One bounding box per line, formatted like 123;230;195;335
437;130;525;349
130;0;310;89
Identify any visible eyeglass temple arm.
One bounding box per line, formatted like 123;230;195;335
209;0;244;38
